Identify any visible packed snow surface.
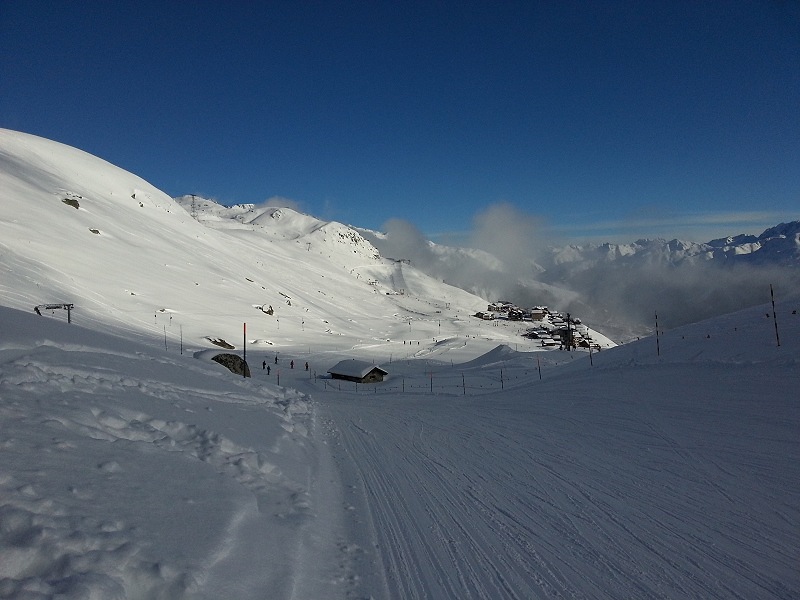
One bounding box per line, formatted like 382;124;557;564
1;129;799;598
3;303;798;599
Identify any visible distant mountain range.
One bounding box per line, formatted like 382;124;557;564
531;225;799;340
544;221;800;272
355;219;799;341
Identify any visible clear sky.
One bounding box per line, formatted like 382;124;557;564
2;1;798;243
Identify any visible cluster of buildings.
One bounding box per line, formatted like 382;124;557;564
475;302;599;350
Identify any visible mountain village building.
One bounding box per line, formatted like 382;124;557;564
328;359;388;384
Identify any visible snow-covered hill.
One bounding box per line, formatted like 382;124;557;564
0;129;491;354
1;129;798;599
3;127;797;348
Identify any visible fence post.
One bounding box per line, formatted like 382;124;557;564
770;284;781;347
655;311;660;356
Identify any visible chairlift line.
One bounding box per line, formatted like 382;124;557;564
37;303;74;311
34;303;74;323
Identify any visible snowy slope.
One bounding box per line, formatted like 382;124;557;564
302;301;799;599
0;129;489;354
0;305;318;598
2;297;797;598
1;129;798;599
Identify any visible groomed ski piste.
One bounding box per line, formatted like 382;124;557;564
1;129;798;598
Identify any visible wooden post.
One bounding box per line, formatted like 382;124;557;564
770;284;780;347
655;311;660;356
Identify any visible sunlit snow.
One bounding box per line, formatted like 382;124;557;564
1;129;798;599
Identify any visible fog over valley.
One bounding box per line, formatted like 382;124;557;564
360;205;799;341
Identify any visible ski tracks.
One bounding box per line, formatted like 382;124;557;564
319;388;799;600
323;399;579;599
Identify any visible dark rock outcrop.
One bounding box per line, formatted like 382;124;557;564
211;353;250;377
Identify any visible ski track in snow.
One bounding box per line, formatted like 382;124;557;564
317;362;799;600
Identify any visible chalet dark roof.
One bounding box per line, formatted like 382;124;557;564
327;359;388;378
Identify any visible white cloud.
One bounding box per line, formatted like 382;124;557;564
262;195;304;212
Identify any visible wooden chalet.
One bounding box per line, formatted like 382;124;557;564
328;359;388;384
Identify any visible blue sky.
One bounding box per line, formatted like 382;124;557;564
2;1;798;243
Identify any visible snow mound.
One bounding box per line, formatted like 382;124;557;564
459;344;523;368
0;306;313;598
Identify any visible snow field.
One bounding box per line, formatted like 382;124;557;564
0;308;320;598
1;128;798;598
307;308;799;599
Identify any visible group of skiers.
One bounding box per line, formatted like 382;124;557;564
261;357;308;374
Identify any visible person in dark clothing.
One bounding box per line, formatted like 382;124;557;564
262;360;266;370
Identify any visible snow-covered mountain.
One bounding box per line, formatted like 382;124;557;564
1;129;798;599
531;225;800;340
0;129;492;352
3;126;797;346
545;222;800;269
172;196;382;262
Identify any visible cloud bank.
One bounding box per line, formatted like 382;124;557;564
551;260;799;341
364;203;800;341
